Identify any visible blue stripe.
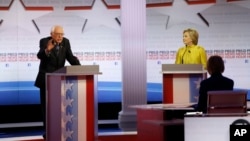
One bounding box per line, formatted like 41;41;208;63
0;81;249;105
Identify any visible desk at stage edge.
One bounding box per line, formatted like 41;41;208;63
185;113;250;141
131;101;250;111
131;102;250;141
131;103;195;141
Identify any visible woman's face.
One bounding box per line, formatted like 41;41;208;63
183;32;193;46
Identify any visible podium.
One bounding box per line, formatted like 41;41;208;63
46;65;101;141
161;64;207;104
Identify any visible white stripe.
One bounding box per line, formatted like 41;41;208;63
78;77;87;141
173;74;190;103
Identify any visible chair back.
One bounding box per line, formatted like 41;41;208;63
207;90;247;114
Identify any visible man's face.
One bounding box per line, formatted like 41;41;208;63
51;27;64;44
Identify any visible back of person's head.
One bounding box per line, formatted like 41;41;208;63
207;55;225;75
183;28;199;45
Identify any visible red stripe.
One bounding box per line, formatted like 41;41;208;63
25;7;54;10
146;2;172;8
0;7;9;10
227;0;241;2
64;6;91;10
163;74;173;103
185;0;216;4
86;75;95;141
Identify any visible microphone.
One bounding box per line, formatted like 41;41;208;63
181;46;187;64
53;40;61;56
55;45;60;56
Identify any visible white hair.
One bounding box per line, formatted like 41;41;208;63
50;25;63;33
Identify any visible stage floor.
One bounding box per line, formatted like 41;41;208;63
0;121;137;141
0;131;138;141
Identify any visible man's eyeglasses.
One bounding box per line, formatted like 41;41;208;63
53;33;64;36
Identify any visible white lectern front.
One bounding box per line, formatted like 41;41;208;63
161;64;207;104
46;65;101;141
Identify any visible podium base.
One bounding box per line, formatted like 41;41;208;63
118;111;137;131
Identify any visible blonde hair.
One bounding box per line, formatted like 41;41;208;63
183;28;199;45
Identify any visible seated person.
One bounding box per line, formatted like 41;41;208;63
194;55;234;113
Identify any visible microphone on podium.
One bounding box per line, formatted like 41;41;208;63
181;46;188;64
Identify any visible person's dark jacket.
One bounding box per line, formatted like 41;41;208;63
196;73;234;113
34;36;80;89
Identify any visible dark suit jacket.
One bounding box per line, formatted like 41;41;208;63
34;36;80;89
196;73;234;113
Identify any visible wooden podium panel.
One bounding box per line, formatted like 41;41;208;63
161;64;207;104
133;104;194;141
46;65;101;141
137;108;165;141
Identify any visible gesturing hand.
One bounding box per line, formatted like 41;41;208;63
46;39;56;52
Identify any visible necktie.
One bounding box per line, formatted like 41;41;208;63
56;45;60;56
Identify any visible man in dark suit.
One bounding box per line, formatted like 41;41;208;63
34;25;80;138
196;55;234;113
